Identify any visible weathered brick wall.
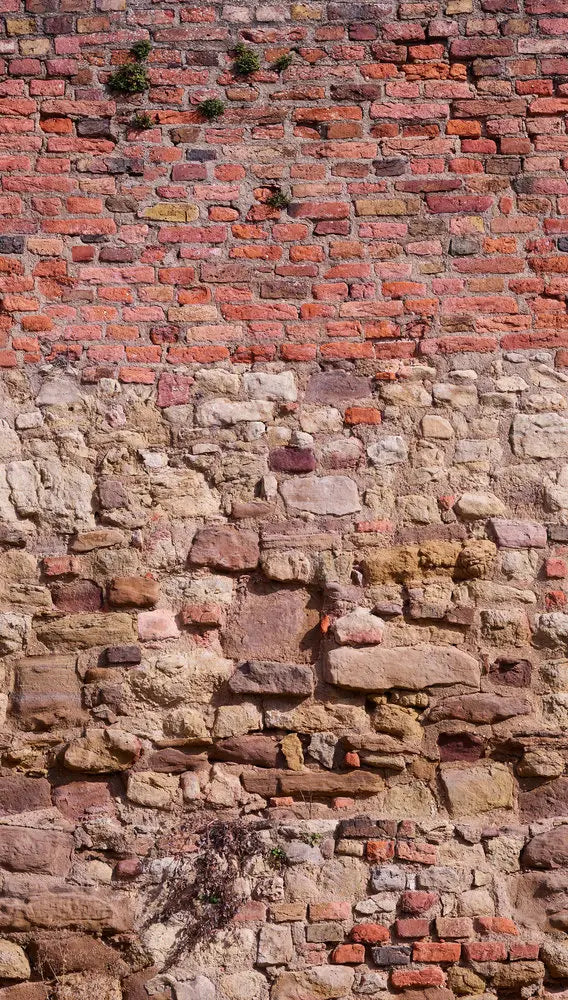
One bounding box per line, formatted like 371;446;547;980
3;0;568;997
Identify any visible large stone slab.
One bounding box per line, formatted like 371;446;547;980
440;762;515;816
511;413;568;459
280;476;360;516
0;828;73;876
523;827;568;869
35;614;135;651
325;644;480;691
228;660;314;696
11;655;84;730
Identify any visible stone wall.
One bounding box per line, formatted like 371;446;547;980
3;0;568;997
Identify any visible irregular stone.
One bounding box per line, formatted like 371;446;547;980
35;614;135;650
511;412;568;459
308;732;338;769
27;933;128;978
51;580;103;613
279;770;382;796
305;373;371;405
63;729;140;773
149;469;219;517
36;378;80;406
0;828;73;876
453;492;506;519
126;771;178;809
51;781;115;821
11;655;84;730
541;940;568;978
520;777;568;820
0;776;51;816
228;660;314;696
489;656;532;687
440;762;515;816
488;518;547;548
367;436;408;466
281;733;304;771
0;941;30;980
137;610;179;641
523;827;568;869
70;529;124;553
272;967;355;1000
257;925;294;966
108;577;159;607
325;644;480;691
243;371;297;401
269;448;317;473
491;961;544;989
332;609;385;645
223;587;319;662
426;692;532;724
280;476;360;516
49;973;122;1000
421;415;454;439
265;701;369;734
214;702;262;738
189;527;259;571
536;612;568;650
197;399;274;426
211;735;279;767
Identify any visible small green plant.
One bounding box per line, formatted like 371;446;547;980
108;62;149;94
267;188;290;210
130;39;151;62
233;42;260;76
272;52;293;72
108;40;151;94
302;831;323;846
267;846;288;869
197;97;225;121
132;111;154;130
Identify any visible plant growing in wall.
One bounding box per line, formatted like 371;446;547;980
233;42;260;76
266;188;291;210
272;52;294;72
146;819;265;966
131;111;155;130
197;98;226;121
108;40;151;94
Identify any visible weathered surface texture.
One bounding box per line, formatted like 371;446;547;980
3;0;568;996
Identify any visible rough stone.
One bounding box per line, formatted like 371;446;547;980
280;476;360;515
325;644;480;691
228;660;314;696
189;527;259;571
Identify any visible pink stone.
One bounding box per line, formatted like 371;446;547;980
138;610;179;641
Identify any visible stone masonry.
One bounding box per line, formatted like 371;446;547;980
4;0;568;997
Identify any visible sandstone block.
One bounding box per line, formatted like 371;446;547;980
228;660;314;696
35;614;135;650
0;828;73;876
440;762;515;816
63;729;140;773
108;577;159;607
0;941;30;981
280;476;360;515
326;644;480;691
189;527;259;571
11;655;83;730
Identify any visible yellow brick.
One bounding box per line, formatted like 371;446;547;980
355;199;408;217
6;18;35;34
20;38;50;56
168;305;218;322
446;0;472;11
143;203;199;222
291;3;321;18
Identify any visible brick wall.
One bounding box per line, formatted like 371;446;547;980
2;0;568;997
